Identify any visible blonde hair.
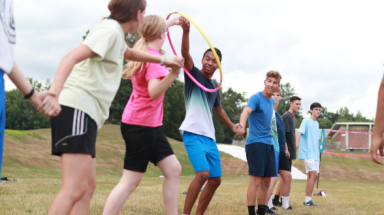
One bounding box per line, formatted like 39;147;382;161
122;14;166;80
266;70;282;83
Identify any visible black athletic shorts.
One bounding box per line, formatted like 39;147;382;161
121;123;174;172
246;142;276;177
51;105;97;158
279;151;292;172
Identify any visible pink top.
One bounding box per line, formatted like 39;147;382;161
121;47;168;127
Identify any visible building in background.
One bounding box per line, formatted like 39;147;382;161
327;122;374;151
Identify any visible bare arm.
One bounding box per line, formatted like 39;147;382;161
180;18;193;72
296;132;302;150
124;47;182;68
236;107;253;137
166;15;181;28
7;61;57;115
148;64;182;100
371;76;384;165
7;62;33;95
50;45;95;95
39;44;95;116
285;142;290;158
213;105;239;133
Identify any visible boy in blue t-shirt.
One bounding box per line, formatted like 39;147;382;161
237;71;282;215
297;102;322;206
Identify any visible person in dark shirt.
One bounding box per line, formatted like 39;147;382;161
273;96;301;209
178;17;240;215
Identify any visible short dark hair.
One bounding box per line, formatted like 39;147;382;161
203;47;222;62
310;102;322;110
290;96;301;103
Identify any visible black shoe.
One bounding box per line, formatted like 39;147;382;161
266;208;278;214
270;207;278;211
283;206;293;210
272;198;280;206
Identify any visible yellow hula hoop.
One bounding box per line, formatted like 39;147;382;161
166;12;223;92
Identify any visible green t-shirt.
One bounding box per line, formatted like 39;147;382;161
59;19;127;129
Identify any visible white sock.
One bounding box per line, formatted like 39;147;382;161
305;196;311;203
268;196;273;208
282;196;290;209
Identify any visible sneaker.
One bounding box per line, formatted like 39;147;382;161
303;200;319;206
272;198;280;207
265;208;277;214
283;206;293;210
270;206;278;211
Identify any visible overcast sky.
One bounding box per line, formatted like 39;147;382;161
5;0;384;118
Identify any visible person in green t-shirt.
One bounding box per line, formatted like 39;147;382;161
39;1;184;214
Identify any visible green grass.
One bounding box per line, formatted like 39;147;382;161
1;176;384;214
3;125;384;214
4;129;45;142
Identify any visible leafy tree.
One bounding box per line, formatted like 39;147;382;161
277;82;303;128
5;78;51;130
162;79;186;141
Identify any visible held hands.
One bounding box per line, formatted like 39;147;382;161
164;56;184;68
29;90;60;117
370;133;384;165
234;123;245;138
38;92;62;117
180;17;190;32
168;15;182;27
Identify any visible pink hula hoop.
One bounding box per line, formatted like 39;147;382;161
166;12;222;93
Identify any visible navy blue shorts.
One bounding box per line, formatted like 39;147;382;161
246;142;276;177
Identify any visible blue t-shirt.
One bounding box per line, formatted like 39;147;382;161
179;65;221;140
246;92;275;145
298;118;320;160
276;111;286;152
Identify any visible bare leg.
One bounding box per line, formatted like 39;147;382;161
157;155;182;215
262;177;278;208
103;170;144;215
183;171;210;215
70;158;96;215
279;170;292;197
275;178;282;197
257;177;271;205
306;171;318;197
247;176;262;206
48;154;93;215
195;177;221;215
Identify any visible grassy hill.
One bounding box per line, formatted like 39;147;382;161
3;125;384;182
2;125;248;179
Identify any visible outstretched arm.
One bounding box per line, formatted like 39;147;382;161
180;17;193;72
124;47;182;68
39;44;95;116
213;105;240;133
7;61;57;116
371;76;384;165
236;107;252;137
148;59;183;100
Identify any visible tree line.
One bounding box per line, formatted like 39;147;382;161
4;31;373;142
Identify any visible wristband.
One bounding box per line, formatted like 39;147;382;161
160;56;165;66
24;88;35;99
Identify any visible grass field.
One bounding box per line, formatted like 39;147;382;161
1;125;384;214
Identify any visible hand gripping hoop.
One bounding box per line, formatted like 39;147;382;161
166;12;223;92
